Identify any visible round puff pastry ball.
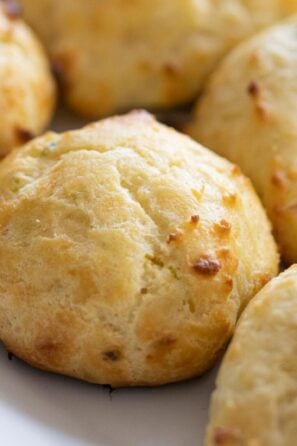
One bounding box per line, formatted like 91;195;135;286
205;265;297;446
19;0;297;118
189;16;297;264
0;111;278;387
0;1;55;156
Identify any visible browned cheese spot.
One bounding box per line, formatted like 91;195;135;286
167;230;183;244
145;254;164;267
15;127;35;144
3;0;22;20
222;192;237;207
247;80;260;98
140;287;148;295
102;350;121;362
246;80;269;120
190;214;200;224
193;256;221;276
214;219;232;235
214;427;240;445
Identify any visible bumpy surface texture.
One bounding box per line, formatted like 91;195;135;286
19;0;297;117
205;266;297;446
189;16;297;264
0;112;278;386
0;1;55;156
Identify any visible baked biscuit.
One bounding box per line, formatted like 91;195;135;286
205;266;297;446
19;0;297;118
0;1;55;156
189;16;297;264
0;111;278;386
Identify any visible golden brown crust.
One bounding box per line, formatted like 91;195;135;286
19;0;297;118
205;266;297;446
0;2;56;156
189;15;297;264
0;112;278;386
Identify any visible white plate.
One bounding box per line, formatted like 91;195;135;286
0;109;217;446
0;343;216;446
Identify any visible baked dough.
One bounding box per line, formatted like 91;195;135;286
19;0;297;118
205;265;297;446
189;16;297;264
0;111;278;387
0;1;55;156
